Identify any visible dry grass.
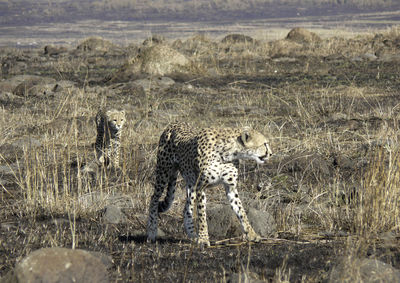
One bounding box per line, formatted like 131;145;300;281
1;25;400;281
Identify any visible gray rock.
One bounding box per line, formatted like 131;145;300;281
1;247;111;283
207;204;238;239
207;203;275;239
328;257;400;283
103;205;127;224
247;207;276;237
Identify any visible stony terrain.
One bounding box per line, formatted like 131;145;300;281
1;27;400;282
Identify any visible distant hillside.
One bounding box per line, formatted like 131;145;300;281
1;0;400;25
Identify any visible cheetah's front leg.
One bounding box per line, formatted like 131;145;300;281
222;166;261;242
110;140;120;169
226;187;260;241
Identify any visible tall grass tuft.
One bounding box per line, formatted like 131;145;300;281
354;146;400;237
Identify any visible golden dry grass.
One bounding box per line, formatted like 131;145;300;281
1;25;400;281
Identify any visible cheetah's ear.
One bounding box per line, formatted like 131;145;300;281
239;127;251;146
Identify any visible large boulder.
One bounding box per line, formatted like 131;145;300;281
1;247;112;283
138;44;194;75
286;27;321;43
105;44;197;83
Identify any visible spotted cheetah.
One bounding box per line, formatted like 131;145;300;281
147;122;272;246
83;109;125;172
95;109;125;168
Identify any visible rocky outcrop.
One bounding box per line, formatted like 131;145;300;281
286;27;321;43
1;247;112;283
105;44;198;82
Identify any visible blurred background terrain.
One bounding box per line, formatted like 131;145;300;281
2;0;400;47
2;0;400;24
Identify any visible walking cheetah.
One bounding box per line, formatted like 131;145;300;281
95;109;125;168
83;109;125;172
147;122;272;246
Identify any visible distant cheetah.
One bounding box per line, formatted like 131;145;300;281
147;122;272;246
83;109;125;172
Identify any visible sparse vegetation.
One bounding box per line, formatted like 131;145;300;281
1;21;400;281
2;0;400;25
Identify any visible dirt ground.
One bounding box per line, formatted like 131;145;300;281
1;22;400;282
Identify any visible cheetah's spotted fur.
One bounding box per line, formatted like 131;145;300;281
83;109;125;173
94;109;125;168
147;122;272;246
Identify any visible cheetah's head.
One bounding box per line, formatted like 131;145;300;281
237;128;272;164
106;109;126;131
